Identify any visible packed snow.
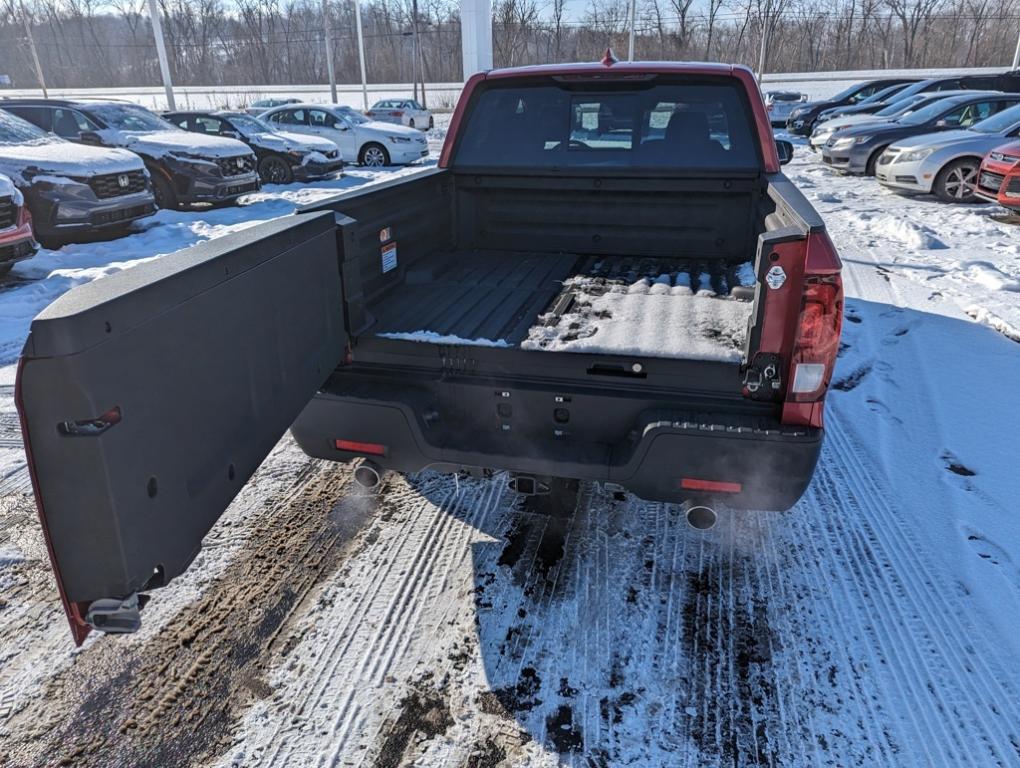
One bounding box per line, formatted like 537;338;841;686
0;97;1019;768
0;173;22;205
0;137;145;183
379;330;511;347
523;275;751;362
98;129;253;158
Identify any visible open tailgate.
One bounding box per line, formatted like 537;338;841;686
16;211;346;644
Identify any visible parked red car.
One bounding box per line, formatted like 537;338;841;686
975;140;1020;211
0;172;38;276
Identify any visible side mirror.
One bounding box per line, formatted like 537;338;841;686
776;139;794;165
79;130;102;145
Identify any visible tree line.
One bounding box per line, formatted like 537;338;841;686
1;0;1019;90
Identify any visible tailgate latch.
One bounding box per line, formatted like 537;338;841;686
85;593;143;634
743;353;783;400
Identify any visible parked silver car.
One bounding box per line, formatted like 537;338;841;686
765;91;807;128
876;103;1020;202
365;99;434;130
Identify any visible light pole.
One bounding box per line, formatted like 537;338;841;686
147;0;175;110
354;0;369;110
627;0;636;61
322;0;338;103
19;2;47;97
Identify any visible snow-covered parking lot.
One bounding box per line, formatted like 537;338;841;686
0;116;1019;767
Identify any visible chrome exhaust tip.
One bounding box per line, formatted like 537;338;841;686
353;459;382;490
686;505;717;531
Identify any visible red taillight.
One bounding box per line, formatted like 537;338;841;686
388;111;404;117
788;276;843;402
334;439;387;456
366;111;375;116
680;478;742;494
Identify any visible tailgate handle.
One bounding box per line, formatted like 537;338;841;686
586;364;647;379
57;406;122;437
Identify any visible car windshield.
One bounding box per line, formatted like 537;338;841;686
969;104;1020;134
0;109;52;144
875;94;927;118
860;84;903;104
339;109;369;125
227;113;273;135
90;104;178;132
898;99;960;125
830;82;873;102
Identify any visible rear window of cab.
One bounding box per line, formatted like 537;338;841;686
452;78;763;172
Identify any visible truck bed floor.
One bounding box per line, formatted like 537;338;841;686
370;249;581;345
369;250;754;360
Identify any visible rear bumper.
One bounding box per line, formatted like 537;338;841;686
291;380;823;512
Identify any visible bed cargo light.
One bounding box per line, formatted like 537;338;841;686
334;439;387;456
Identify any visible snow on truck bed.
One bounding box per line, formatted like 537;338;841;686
372;252;757;362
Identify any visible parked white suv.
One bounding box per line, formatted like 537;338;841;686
366;99;434;130
260;103;429;166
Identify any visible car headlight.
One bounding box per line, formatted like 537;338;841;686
388;136;412;144
898;148;934;163
830;137;856;150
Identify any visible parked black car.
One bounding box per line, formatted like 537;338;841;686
163;111;343;185
796;71;1020;135
0;109;155;247
785;78;921;135
821;92;1020;175
2;99;259;210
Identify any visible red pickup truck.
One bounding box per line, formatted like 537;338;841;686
16;59;842;643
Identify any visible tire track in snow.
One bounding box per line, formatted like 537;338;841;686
1;457;361;768
822;418;1020;765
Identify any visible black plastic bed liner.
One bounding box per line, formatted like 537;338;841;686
367;249;754;348
369;249;581;345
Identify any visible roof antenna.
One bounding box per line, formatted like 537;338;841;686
601;48;618;67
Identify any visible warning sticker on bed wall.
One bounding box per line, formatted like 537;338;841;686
381;242;398;273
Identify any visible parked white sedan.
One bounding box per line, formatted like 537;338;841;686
366;99;434;131
260;103;429;166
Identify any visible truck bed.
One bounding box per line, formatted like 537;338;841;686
368;249;755;361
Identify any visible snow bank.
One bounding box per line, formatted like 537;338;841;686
871;214;947;250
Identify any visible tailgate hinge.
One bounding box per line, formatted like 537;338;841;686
85;593;144;634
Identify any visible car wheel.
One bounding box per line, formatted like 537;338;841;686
151;171;179;210
360;143;389;167
428;116;434;130
934;158;980;203
409;118;416;129
258;154;294;185
865;146;888;176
